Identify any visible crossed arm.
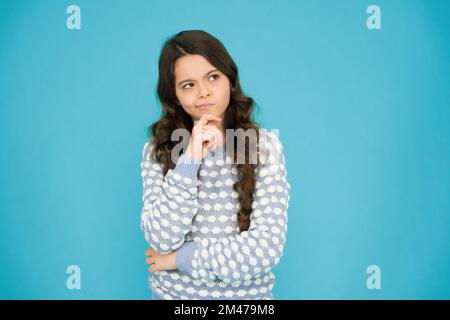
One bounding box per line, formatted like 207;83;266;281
144;246;177;272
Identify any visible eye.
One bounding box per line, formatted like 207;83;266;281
181;74;220;90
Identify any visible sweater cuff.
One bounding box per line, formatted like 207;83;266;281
176;241;198;274
173;154;201;180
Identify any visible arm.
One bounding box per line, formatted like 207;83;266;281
140;140;201;254
175;131;291;284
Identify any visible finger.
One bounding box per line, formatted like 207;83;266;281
145;248;155;257
202;123;223;133
200;131;215;144
203;139;213;150
192;125;221;143
199;113;221;123
202;127;223;147
198;114;222;126
145;257;154;265
202;124;223;133
208;132;218;151
200;129;217;142
201;127;222;139
149;264;158;273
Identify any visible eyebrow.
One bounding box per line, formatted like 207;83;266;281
177;69;220;86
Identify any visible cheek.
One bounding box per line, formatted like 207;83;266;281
217;81;231;105
177;91;197;108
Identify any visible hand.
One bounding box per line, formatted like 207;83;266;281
185;113;224;161
145;247;177;272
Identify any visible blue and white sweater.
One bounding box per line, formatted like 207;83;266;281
140;129;290;300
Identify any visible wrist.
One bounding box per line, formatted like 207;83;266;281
169;251;178;270
185;144;201;161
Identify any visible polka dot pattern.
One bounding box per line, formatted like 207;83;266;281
140;142;201;254
140;129;290;300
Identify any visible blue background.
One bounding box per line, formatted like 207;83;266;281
0;0;449;299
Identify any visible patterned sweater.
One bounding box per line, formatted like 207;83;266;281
140;129;290;300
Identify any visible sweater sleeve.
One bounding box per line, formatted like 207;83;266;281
176;131;291;283
140;140;201;254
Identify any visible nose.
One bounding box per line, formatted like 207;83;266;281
197;82;212;98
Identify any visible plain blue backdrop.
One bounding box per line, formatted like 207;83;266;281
0;0;449;299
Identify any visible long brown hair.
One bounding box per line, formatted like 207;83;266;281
148;30;260;233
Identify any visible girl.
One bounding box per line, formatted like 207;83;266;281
140;30;290;300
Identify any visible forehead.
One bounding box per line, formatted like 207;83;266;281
174;54;216;79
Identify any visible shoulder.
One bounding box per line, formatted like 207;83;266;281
140;137;165;176
141;137;156;161
141;137;161;172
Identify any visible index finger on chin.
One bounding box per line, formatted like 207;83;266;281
198;113;221;125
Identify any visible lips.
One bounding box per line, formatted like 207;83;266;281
196;103;214;109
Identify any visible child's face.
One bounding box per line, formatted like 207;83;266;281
174;54;231;122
